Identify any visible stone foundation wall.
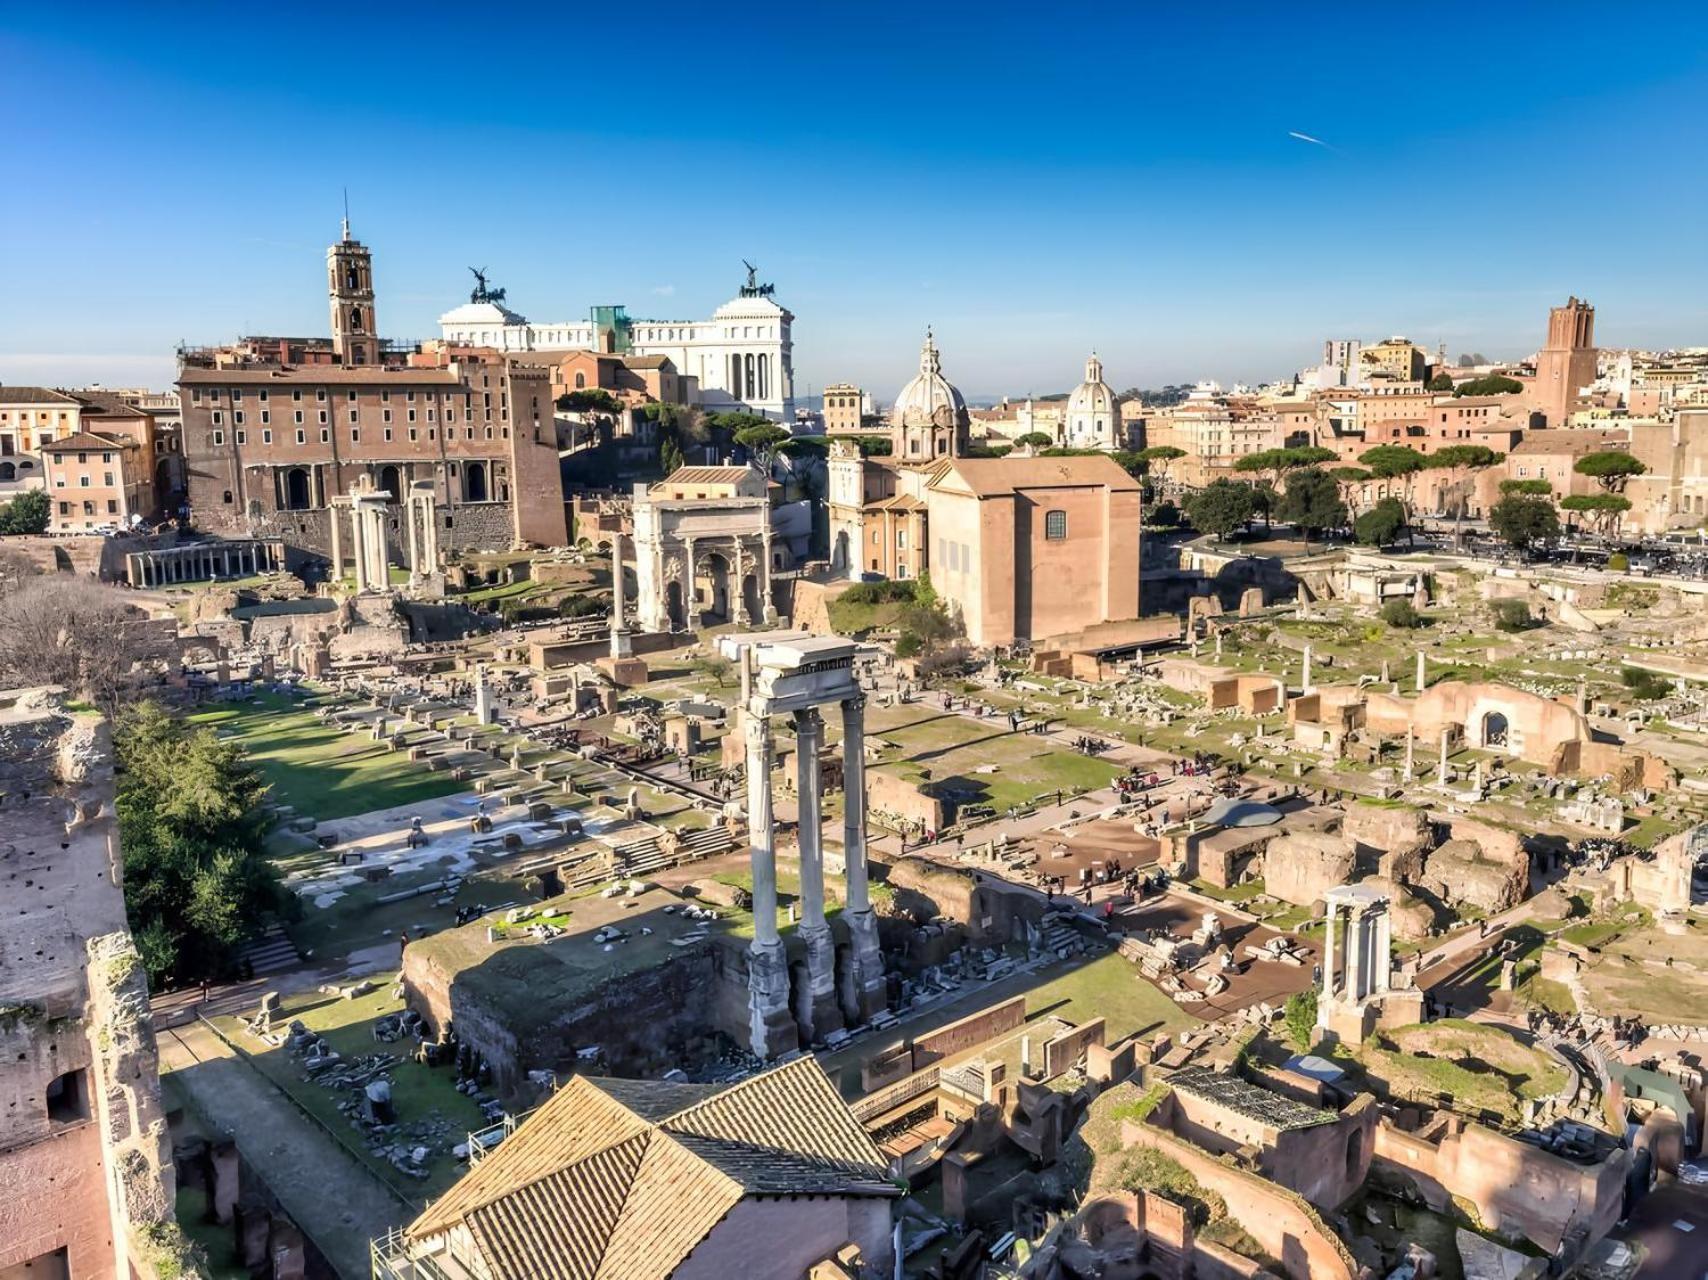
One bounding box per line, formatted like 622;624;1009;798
1372;1116;1627;1257
241;499;521;564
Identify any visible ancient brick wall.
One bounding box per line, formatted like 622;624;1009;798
910;997;1026;1070
1373;1116;1627;1256
1117;1117;1356;1280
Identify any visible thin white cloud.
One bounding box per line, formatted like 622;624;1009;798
650;284;676;297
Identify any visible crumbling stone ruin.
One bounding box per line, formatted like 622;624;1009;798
0;687;184;1278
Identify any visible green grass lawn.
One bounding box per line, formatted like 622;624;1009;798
212;975;489;1202
189;693;468;821
1025;952;1201;1042
1343;1019;1566;1127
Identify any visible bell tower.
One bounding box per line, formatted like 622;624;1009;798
327;216;379;366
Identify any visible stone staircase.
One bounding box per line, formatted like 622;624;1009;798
236;924;302;977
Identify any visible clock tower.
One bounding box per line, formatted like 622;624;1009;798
327;217;379;366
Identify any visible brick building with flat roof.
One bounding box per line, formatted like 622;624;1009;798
177;222;567;562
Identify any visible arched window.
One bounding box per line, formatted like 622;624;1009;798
575;372;586;389
464;461;488;503
0;461;14;481
222;489;233;504
349;306;364;332
346;266;359;290
378;465;400;498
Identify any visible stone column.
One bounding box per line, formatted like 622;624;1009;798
1322;901;1338;1000
1373;907;1391;993
681;536;698;628
1403;727;1415;782
609;533;633;658
1415;650;1426;695
794;708;841;1039
760;529;778;623
1344;906;1365;1003
406;496;420;578
744;711;797;1058
733;539;750;625
840;695;885;1023
1302;644;1313;694
349;507;368;593
1438;728;1450;782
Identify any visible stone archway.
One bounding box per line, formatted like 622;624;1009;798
283;467;312;511
1482;710;1510;750
464;461;488;503
378;465;401;499
700;551;733;626
743;572;763;624
665;580;686;632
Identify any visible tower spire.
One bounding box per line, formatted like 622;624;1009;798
341;187;351;241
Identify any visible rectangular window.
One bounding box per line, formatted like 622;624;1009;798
383;409;392;423
320;429;329;443
384;428;393;442
1045;510;1068;540
350;428;360;443
347;390;357;402
292;389;302;402
235;430;245;445
212;410;223;425
261;410;270;424
296;429;306;445
318;410;328;424
211;430;224;446
294;410;304;425
259;389;269;402
233;410;244;425
316;388;326;402
263;429;273;444
107;499;117;514
349;409;358;424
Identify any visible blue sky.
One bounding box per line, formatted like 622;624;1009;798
4;2;1707;400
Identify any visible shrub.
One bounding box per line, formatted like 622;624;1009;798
1622;667;1670;701
1284;990;1318;1050
1491;599;1535;632
839;580;919;607
1380;599;1423;629
1606;552;1629;571
894;632;923;659
1148;500;1181;528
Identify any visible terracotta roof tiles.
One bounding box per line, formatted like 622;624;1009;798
407;1057;894;1280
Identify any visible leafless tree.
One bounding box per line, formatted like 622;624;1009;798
0;576;156;715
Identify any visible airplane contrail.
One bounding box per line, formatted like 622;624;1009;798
1288;130;1339;152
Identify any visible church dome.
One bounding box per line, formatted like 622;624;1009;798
890;330;968;430
1066;352;1116;419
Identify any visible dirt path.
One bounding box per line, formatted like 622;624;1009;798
161;1021;414;1280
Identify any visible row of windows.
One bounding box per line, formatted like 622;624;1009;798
209;424;508;448
192;386;473;405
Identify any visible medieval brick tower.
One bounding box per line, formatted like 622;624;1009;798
327;218;379;366
1534;296;1596;426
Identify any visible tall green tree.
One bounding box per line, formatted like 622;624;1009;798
0;489;50;535
1353;497;1407;547
1488;494;1561;550
1560;492;1632;538
1453;374;1524;397
1277;467;1348;540
115;703;290;986
1573;451;1646;494
1183;480;1259;543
